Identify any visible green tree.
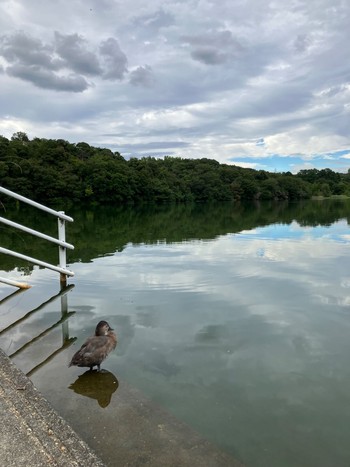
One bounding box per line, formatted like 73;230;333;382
11;131;29;142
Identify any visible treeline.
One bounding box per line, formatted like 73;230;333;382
1;132;350;205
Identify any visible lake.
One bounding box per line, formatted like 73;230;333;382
1;199;350;467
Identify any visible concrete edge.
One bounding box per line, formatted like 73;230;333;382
0;348;105;466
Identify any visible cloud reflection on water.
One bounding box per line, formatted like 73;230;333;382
3;206;350;467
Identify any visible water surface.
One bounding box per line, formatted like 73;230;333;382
1;200;350;466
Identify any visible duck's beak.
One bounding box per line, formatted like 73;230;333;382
109;327;114;331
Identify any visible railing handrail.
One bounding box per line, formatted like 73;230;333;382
0;186;74;287
0;247;74;276
0;186;73;222
0;216;74;250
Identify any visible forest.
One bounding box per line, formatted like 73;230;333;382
1;132;350;206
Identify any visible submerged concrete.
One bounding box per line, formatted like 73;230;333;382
98;380;245;467
0;347;244;466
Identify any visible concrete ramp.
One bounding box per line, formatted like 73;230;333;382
0;348;104;466
0;348;244;466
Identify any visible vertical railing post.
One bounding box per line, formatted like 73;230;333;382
61;292;69;344
58;212;67;287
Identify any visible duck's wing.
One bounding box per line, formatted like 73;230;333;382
69;336;102;365
69;335;116;367
73;336;108;356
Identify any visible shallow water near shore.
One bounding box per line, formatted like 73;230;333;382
1;200;350;466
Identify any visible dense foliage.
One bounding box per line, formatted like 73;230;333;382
1;132;350;205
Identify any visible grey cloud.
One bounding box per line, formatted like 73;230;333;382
90;0;117;10
0;31;61;70
183;30;242;49
129;65;155;87
99;38;128;80
251;85;311;118
182;30;243;65
133;8;174;32
7;64;89;92
0;30;130;92
0;31;92;92
191;47;229;65
293;34;311;54
1;0;348;170
116;141;189;151
54;31;102;76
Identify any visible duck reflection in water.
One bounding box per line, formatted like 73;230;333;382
69;320;117;371
69;369;119;407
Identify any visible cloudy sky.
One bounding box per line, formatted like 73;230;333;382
0;0;349;173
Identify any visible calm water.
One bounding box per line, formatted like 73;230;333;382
1;200;350;466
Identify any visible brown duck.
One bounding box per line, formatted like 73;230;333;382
69;320;117;371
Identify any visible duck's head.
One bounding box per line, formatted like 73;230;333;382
95;320;113;336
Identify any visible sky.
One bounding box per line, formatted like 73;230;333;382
0;0;349;174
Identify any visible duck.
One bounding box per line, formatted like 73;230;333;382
69;320;117;371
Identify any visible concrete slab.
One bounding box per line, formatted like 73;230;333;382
0;348;244;466
94;379;246;467
0;348;104;466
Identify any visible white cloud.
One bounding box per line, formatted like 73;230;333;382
0;0;349;170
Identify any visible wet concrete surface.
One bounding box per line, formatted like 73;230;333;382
0;347;244;466
0;347;104;466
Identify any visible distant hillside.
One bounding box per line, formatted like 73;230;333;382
1;132;350;206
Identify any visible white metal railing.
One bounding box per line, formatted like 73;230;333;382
0;186;74;288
